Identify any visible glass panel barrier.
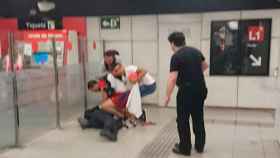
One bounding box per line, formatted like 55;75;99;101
13;31;57;143
59;64;84;123
0;30;16;149
0;72;15;149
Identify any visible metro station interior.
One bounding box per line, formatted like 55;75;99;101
0;0;280;158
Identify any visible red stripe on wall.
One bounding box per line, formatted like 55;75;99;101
63;17;87;37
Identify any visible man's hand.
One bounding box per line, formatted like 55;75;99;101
165;72;177;107
164;96;171;107
128;72;139;84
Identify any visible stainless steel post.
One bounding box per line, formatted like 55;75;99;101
8;32;20;147
51;39;61;129
79;37;88;112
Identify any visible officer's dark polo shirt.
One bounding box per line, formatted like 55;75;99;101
170;47;206;90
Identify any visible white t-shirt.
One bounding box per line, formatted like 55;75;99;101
125;65;155;85
106;73;128;93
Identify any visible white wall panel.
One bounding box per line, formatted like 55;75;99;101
100;16;132;41
87;39;104;79
86;17;101;40
204;77;238;107
132;15;157;41
67;31;79;65
132;41;158;75
269;39;280;76
159;23;202;49
237;77;277;108
159;14;202;24
86;17;104;79
277;74;280;141
87;39;103;63
105;41;132;66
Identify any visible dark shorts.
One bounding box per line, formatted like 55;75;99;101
111;91;130;110
139;82;156;97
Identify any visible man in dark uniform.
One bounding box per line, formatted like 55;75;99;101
165;32;208;156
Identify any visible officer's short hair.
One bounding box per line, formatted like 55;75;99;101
168;32;186;47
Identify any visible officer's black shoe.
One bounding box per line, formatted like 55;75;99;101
78;117;89;130
100;129;117;142
195;145;204;153
172;143;191;156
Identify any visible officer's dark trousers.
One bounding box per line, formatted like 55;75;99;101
176;87;206;152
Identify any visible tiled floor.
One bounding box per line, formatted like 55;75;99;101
1;107;279;158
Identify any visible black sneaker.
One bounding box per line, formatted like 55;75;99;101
195;145;204;153
100;129;117;142
172;143;191;156
139;109;146;122
78;117;89;130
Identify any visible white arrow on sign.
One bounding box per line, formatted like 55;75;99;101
102;20;110;27
249;54;262;67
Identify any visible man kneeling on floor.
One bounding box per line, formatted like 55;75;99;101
108;63;157;124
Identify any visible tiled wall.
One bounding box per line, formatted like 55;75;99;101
86;9;280;109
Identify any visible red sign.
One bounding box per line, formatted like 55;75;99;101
23;30;68;42
248;26;265;43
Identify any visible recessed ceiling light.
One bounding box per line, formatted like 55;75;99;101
37;0;56;12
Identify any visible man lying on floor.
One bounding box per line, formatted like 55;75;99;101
78;74;148;141
78;79;123;142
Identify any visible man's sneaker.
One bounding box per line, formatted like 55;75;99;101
139;109;147;122
77;117;89;130
100;129;117;142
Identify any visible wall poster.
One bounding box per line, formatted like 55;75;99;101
210;19;271;76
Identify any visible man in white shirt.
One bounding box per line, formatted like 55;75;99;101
111;63;156;98
98;63;156;119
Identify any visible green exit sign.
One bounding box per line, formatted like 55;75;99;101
101;16;120;30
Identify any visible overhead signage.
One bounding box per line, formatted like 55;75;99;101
18;17;63;30
100;16;120;29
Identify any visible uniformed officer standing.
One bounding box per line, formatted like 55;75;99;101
165;32;208;156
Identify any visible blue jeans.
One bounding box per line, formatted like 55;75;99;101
139;82;156;97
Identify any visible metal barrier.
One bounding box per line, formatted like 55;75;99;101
0;31;94;149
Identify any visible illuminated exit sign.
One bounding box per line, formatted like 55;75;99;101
100;16;120;30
